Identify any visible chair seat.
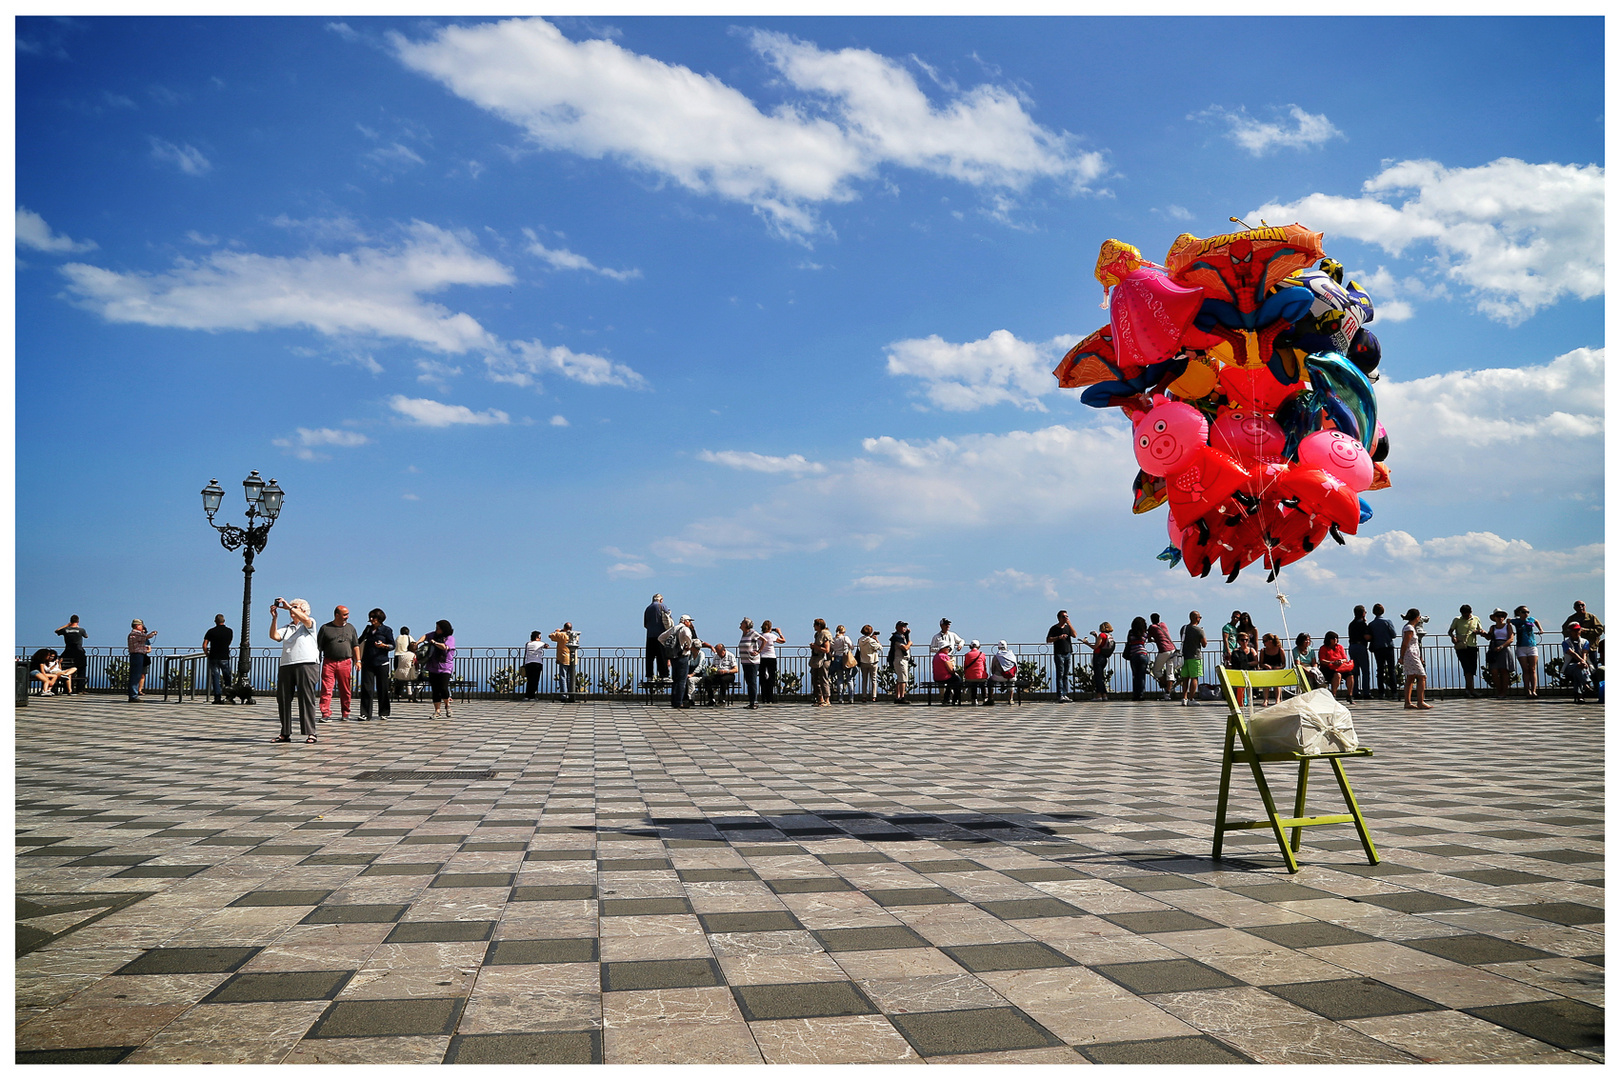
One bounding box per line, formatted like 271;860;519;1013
1240;747;1374;763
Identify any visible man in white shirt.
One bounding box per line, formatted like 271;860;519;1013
710;642;739;706
930;618;965;656
269;597;319;742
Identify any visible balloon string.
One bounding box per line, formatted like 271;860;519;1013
1239;364;1293;658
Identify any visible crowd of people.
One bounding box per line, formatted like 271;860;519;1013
29;596;1600;734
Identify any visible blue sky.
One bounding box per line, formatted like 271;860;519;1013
15;16;1605;650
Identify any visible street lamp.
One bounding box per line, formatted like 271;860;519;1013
200;471;286;704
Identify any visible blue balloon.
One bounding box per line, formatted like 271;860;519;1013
1358;497;1374;525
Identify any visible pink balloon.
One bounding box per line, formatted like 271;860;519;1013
1298;430;1373;491
1210;406;1285;463
1110;266;1203;375
1132;400;1208;477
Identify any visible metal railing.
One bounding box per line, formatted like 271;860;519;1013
16;637;1585;700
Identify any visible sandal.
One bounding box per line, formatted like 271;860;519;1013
273;736;292;743
305;736;318;743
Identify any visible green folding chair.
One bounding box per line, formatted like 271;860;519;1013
1213;666;1379;874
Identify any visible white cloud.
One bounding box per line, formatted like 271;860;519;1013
524;230;641;280
392;18;1105;239
848;575;933;592
415;358;462;388
607;561;654;580
979;568;1058;600
885;329;1074;411
549;414;569;427
1197;104;1342;155
388;395;510;427
698;450;825;475
148;137;211;175
1253;157;1604;324
488;338;647;389
1377;347;1603;498
15;207;96;253
1345;266;1449;323
60;221;510;353
652;420;1134;565
368;142;425;169
271;426;370;461
1328;529;1603;592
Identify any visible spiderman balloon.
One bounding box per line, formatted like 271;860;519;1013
1054;222;1390;582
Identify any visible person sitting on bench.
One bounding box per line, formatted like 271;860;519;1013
709;642;738;705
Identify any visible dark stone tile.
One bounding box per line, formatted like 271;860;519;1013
385;920;495;943
68;855;156;866
1503;902;1604;926
1352;892;1479;914
732;980;877;1021
524;849;595;861
811;925;929;953
664;838;727;849
347;829;411;837
300;853;376;866
1101;910;1222;934
1112;874;1210;892
360;863;442;877
676;868;759;882
1520;849;1604;864
976;898;1087;921
944;943;1078;973
1448;869;1556;886
485;938;598;965
1244;922;1379;949
868;887;961;907
510;884;596;902
399;835;468;846
699;911;802;934
1093;959;1243;995
1409;845;1494;857
1477;830;1551;840
445;1031;602;1064
230;890;333;907
817;852;894;865
1265;978;1443;1020
117;947;260;975
600;958;723;992
1003;866;1087;883
16;1048;136;1064
481;819;539;828
430;872;515;889
254;845;323;856
737;845;804;856
205;969;353;1003
903;860;985;874
461;841;528;852
18;846;111;858
193;836;273;846
766;877;856;894
1324;862;1423;878
891;1006;1062;1057
110;865;209;878
302;904;409;925
1083;1035;1252;1064
1403;935;1556;966
601;897;693;916
1229;883;1337;903
1577;953;1603;967
598;858;672;871
307;997;465;1039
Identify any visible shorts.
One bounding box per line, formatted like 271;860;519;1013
1179;657;1203;679
892;658;910;679
1515;646;1537;659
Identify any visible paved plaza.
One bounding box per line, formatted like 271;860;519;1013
15;693;1604;1064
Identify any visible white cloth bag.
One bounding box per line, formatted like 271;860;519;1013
1246;688;1359;755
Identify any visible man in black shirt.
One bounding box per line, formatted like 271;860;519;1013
355;608;394;722
202;614;234;703
1047;610;1078;703
1347;605;1370;703
54;615;88;695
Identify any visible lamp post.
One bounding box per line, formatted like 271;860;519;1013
201;471;285;704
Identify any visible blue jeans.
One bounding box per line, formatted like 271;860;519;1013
208;658;232;699
671;656;690;707
1054;653;1072;696
742;663;759;706
127;653;149;698
1128;653;1148;699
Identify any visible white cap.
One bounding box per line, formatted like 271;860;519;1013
970;640;980;648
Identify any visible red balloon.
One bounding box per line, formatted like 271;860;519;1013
1110;266;1204;376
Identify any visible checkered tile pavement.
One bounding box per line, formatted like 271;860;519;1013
16;694;1603;1064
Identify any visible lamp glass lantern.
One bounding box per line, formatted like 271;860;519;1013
201;478;225;520
260;478;284;521
242;470;266;513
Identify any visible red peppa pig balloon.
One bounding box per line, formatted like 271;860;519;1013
1297;430;1374;491
1211;406;1285;464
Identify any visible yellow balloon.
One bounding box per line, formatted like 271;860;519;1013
1169;357;1218;399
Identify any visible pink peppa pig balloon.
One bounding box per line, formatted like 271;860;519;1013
1211;406;1285;464
1131;400;1208;478
1297;430;1374;491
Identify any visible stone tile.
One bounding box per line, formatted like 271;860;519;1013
1094;957;1244;995
1481;957;1604;1006
16;1003;196;1052
338;966;479;1000
205;969;353;1002
604;1022;763;1063
1244;921;1380;949
301;904;408;925
1465;998;1606;1051
122;999;330;1062
1150;927;1352;984
698;910;801;934
444;1031;603;1063
1502;902;1604;926
898;904;1032;946
115;946;260;975
383;920;494;943
603;986;745;1026
598;933;715;961
1403;934;1556;966
283;1035;451;1063
1150;985;1421;1064
601;958;724;992
943;941;1077;973
749;1014;920;1063
1103;909;1223;934
1346;1009;1591;1064
857;972;1008;1014
1083;1034;1252;1063
1264;976;1445;1019
719;952;851;985
732;980;877;1020
1378;965;1563;1009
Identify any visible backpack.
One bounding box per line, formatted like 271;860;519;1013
659;607;674;632
1094;635;1116;660
657;624;682;657
993;652;1018;677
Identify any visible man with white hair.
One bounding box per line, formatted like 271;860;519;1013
269;597;319;743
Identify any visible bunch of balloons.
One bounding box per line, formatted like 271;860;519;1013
1053;222;1391;582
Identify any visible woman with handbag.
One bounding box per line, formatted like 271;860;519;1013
831;624;856;703
419;620;456;718
1317;631;1355;704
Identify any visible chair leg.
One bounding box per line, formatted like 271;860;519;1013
1290;760;1310;854
1330;758;1380;865
1212;733;1236;860
1243;753;1298;873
